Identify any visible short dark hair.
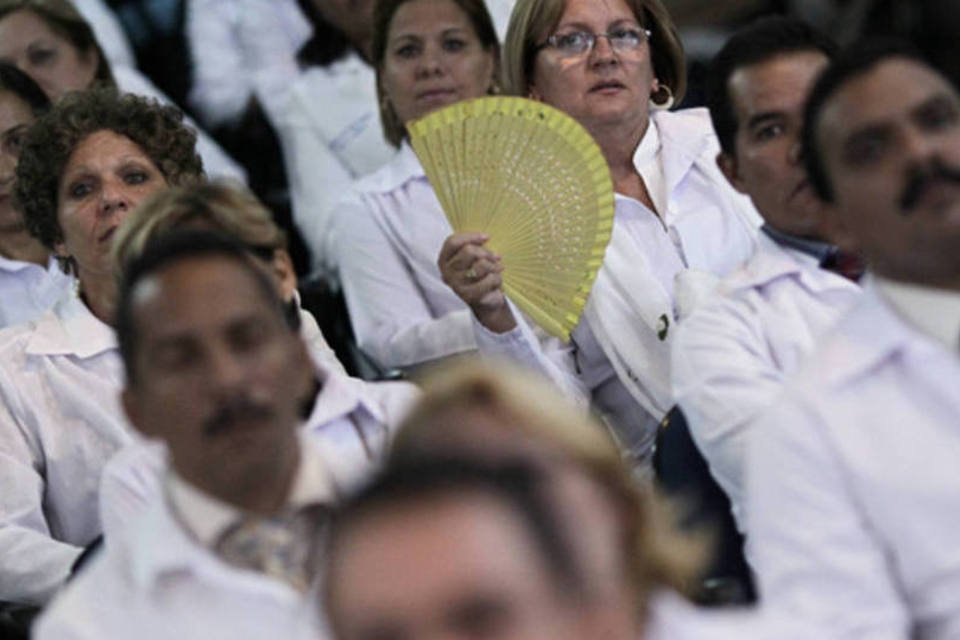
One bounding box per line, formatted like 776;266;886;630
115;230;288;387
0;62;50;115
802;39;927;202
708;16;838;156
324;457;586;615
14;87;204;266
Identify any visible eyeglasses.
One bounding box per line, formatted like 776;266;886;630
538;27;651;58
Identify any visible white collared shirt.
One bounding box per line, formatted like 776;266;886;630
0;290;130;605
0;255;73;329
472;108;760;466
671;231;861;529
34;436;336;640
98;361;418;540
747;282;960;639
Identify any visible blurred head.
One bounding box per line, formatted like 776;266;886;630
309;0;377;60
372;0;500;147
117;231;314;503
392;362;701;635
503;0;683;136
0;62;48;235
325;458;590;640
14;88;203;283
803;40;960;286
709;17;836;239
0;0;113;100
113;181;298;303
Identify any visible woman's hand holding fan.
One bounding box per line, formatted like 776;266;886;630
410;96;614;342
438;232;514;333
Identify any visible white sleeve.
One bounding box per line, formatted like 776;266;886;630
276;86;355;274
671;293;782;530
113;66;248;183
0;401;81;604
185;0;250;128
746;393;911;639
333;193;477;370
98;441;165;543
471;302;590;409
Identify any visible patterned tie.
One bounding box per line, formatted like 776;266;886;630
214;504;328;592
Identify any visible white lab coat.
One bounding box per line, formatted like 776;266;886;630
33;438;336;640
671;231;860;529
0;255;73;329
99;363;419;539
746;282;960;639
0;290;130;605
185;0;311;128
474;108;760;426
113;66;247;183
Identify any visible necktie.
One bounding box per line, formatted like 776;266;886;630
821;249;866;282
215;504;328;592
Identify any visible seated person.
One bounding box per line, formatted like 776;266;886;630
0;88;202;605
0;63;72;328
34;232;341;638
747;41;960;638
670;17;861;530
99;183;418;537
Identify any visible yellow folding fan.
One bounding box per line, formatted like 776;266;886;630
408;96;614;341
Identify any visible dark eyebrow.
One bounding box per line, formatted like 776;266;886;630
912;92;959;120
842;122;891;152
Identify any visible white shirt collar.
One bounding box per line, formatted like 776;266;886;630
24;287;116;358
875;276;960;350
160;434;338;551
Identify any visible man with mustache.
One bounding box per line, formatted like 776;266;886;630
746;41;960;639
34;231;414;638
669;17;861;531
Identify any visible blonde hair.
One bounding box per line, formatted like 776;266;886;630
392;361;704;608
502;0;685;105
112;181;287;278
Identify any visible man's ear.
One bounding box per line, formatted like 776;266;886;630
271;249;298;302
716;151;747;194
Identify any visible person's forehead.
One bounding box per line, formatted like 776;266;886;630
729;50;829;118
819;57;955;144
131;256;274;338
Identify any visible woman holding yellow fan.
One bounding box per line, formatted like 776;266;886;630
329;0;504;370
438;0;761;471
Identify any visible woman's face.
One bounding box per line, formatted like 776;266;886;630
0;90;34;232
0;9;98;101
529;0;656;135
56;130;167;285
380;0;496;126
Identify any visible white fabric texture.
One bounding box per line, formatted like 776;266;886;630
99;361;418;539
114;66;247;183
73;0;136;69
185;0;311;128
0;290;130;604
0;255;74;329
747;282;960;639
671;232;861;529
33;436;336;640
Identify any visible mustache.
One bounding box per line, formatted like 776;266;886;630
203;395;274;437
898;158;960;214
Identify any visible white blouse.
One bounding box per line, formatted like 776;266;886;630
0;255;73;329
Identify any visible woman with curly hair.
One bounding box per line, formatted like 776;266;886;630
0;87;203;606
0;62;73;328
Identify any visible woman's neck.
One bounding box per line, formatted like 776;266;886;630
590;114;656;211
0;226;49;266
78;271;117;326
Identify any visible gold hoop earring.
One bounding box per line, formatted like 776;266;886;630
650;83;674;110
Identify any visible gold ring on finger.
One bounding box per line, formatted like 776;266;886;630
466;268;478;280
